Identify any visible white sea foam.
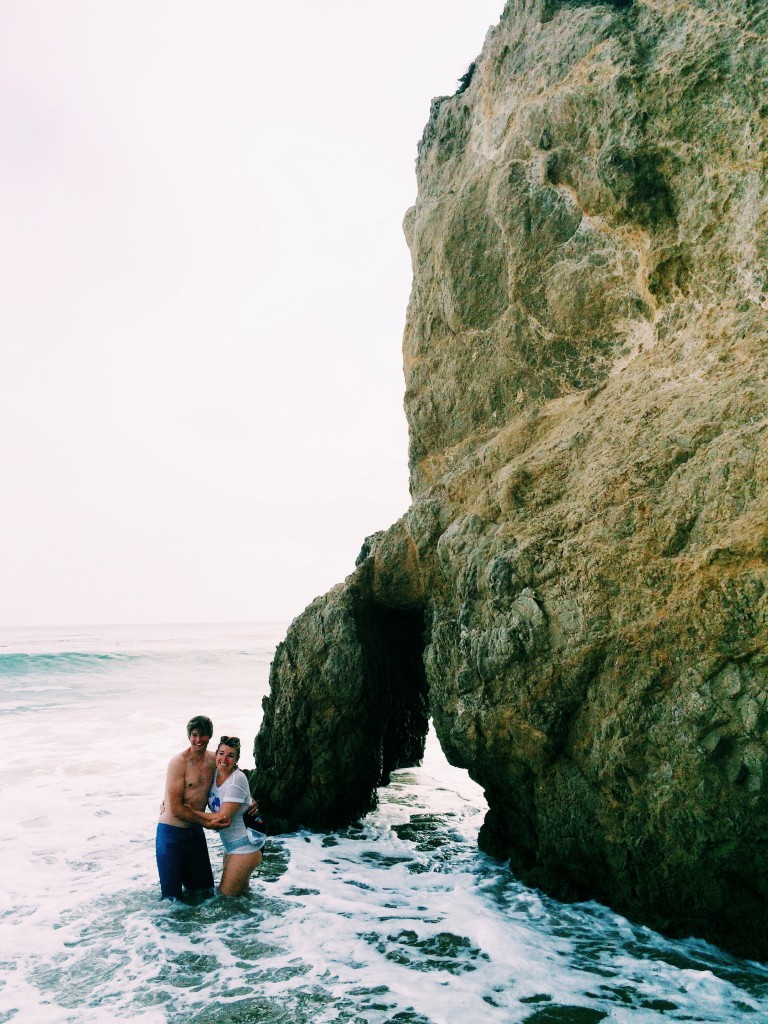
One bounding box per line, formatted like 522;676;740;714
1;623;767;1023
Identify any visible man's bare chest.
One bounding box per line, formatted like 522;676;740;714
184;763;212;794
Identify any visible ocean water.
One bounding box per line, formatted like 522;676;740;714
1;622;767;1024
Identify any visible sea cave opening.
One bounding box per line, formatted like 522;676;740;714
354;602;431;787
353;599;488;849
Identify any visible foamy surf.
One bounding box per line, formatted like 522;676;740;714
1;623;767;1023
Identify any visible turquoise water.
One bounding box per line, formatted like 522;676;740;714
1;622;767;1023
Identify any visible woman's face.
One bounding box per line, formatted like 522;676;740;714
216;744;238;773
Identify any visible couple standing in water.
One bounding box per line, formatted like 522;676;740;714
155;715;266;899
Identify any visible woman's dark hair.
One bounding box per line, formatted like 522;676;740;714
217;735;241;761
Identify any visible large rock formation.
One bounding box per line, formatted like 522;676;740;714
253;0;768;958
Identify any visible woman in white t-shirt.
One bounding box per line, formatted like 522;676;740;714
207;736;265;896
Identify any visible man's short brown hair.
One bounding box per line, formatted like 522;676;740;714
186;715;213;737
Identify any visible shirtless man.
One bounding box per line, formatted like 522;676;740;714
155;715;230;900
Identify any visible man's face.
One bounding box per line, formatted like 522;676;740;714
188;729;211;752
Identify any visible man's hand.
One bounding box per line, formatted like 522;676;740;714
205;812;231;830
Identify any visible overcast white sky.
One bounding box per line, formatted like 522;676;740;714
1;1;502;627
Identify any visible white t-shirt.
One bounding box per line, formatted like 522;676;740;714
208;768;252;852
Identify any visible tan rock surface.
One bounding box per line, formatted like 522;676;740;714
253;0;768;957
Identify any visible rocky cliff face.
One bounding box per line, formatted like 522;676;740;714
252;0;768;958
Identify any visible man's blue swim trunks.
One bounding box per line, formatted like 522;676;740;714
155;823;214;900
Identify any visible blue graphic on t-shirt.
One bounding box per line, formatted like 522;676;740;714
210;794;221;812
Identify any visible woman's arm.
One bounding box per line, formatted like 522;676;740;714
220;801;243;820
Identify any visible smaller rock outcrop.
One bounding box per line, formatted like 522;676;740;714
252;523;429;832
